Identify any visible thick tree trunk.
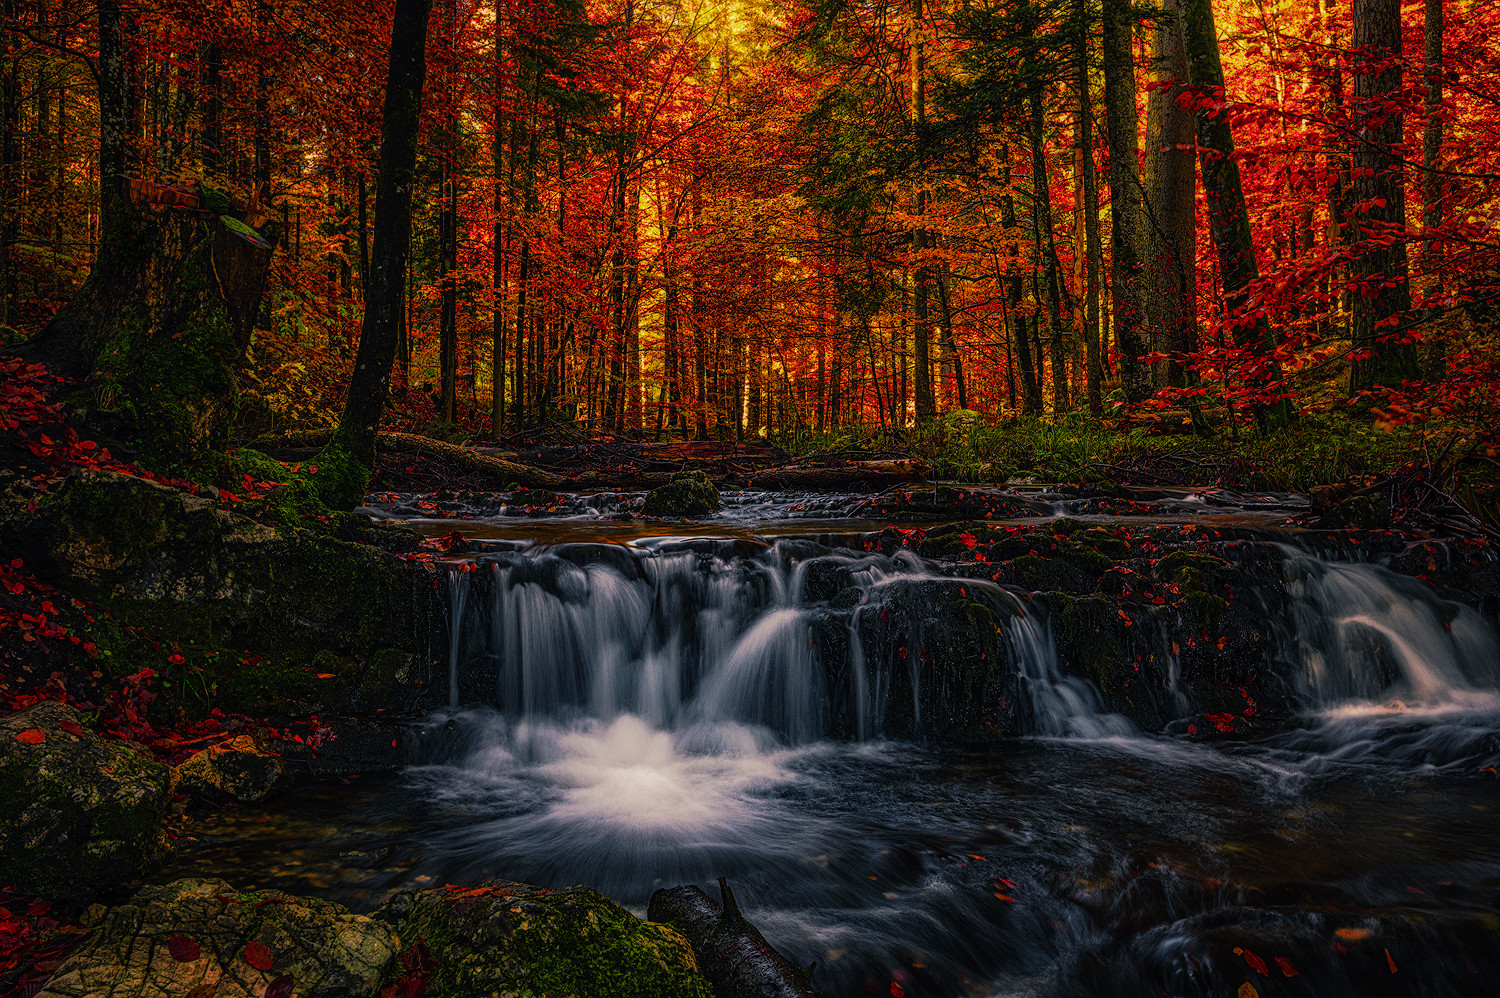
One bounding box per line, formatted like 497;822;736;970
319;0;435;507
1181;0;1277;364
1143;0;1197;388
19;4;276;470
1101;0;1150;403
1348;0;1418;392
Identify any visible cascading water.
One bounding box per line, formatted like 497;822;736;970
178;493;1500;998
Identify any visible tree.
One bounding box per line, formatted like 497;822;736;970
18;0;277;470
1101;0;1150;402
317;0;436;508
1143;0;1196;389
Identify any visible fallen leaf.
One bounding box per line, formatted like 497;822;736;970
168;935;201;962
1335;927;1373;942
266;975;296;998
245;940;274;971
15;729;45;744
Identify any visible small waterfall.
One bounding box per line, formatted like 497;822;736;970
445;565;472;709
1281;549;1500;708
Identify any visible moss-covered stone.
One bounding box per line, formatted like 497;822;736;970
1052;595;1130;695
641;470;721;517
374;882;712;998
36;878;401;998
0;470;437;721
172;735;290;804
0;701;173;901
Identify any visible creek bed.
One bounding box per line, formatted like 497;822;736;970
166;488;1500;997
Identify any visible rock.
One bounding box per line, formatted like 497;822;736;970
172;735;290;803
0;469;434;660
641;470;721;517
0;701;173;900
36;878;401;998
374;881;712;998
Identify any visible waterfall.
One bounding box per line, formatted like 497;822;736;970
445;565;471;709
1281;548;1500;708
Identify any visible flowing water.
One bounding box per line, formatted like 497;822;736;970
176;489;1500;997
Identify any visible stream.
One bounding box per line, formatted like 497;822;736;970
169;488;1500;997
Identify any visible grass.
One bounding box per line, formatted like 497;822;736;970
775;412;1436;492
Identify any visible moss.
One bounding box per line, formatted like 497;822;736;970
1054;595;1129;693
1157;551;1239;628
379;883;712;998
217;214;265;243
641;470;721;517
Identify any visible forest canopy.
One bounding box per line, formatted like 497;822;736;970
0;0;1497;486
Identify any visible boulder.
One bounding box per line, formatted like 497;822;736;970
172;735;290;803
0;469;433;660
0;701;172;900
374;881;712;998
641;470;721;517
36;878;401;998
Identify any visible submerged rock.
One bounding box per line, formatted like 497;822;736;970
0;701;173;900
374;881;712;998
172;734;290;803
36;878;401;998
642;469;721;517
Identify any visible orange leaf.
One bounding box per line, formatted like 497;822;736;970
15;729;45;744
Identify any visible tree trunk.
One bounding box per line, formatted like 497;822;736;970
910;0;934;422
1420;0;1445;380
1348;0;1418;392
19;5;276;471
1181;0;1277;363
1143;0;1197;388
1074;13;1103;413
319;0;435;507
1101;0;1150;402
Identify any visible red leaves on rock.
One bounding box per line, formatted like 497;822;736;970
244;940;275;971
167;935;201;962
14;729;44;744
266;974;296;998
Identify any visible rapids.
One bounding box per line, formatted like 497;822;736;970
172;489;1500;997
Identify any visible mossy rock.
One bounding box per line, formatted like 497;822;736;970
0;701;172;901
0;469;430;660
36;878;401;998
374;881;712;998
641;470;721;517
172;735;291;804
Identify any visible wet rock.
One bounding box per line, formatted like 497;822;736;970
0;469;435;661
374;881;712;998
642;469;721;517
36;878;401;998
172;735;290;803
0;701;172;900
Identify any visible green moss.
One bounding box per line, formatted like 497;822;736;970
1054;595;1128;693
642;470;721;517
381;884;712;998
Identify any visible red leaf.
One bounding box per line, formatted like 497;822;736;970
168;935;201;962
15;729;45;744
245;941;274;971
27;900;52;917
1275;956;1298;977
59;720;87;737
266;975;296;998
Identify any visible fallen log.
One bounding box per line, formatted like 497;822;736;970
648;878;817;998
245;429;568;489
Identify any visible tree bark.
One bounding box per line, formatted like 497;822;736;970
1143;0;1197;389
1348;0;1418;392
319;0;435;507
1181;0;1276;362
1420;0;1445;380
1101;0;1151;402
1075;10;1103;413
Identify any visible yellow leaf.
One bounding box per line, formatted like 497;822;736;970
1238;984;1259;998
